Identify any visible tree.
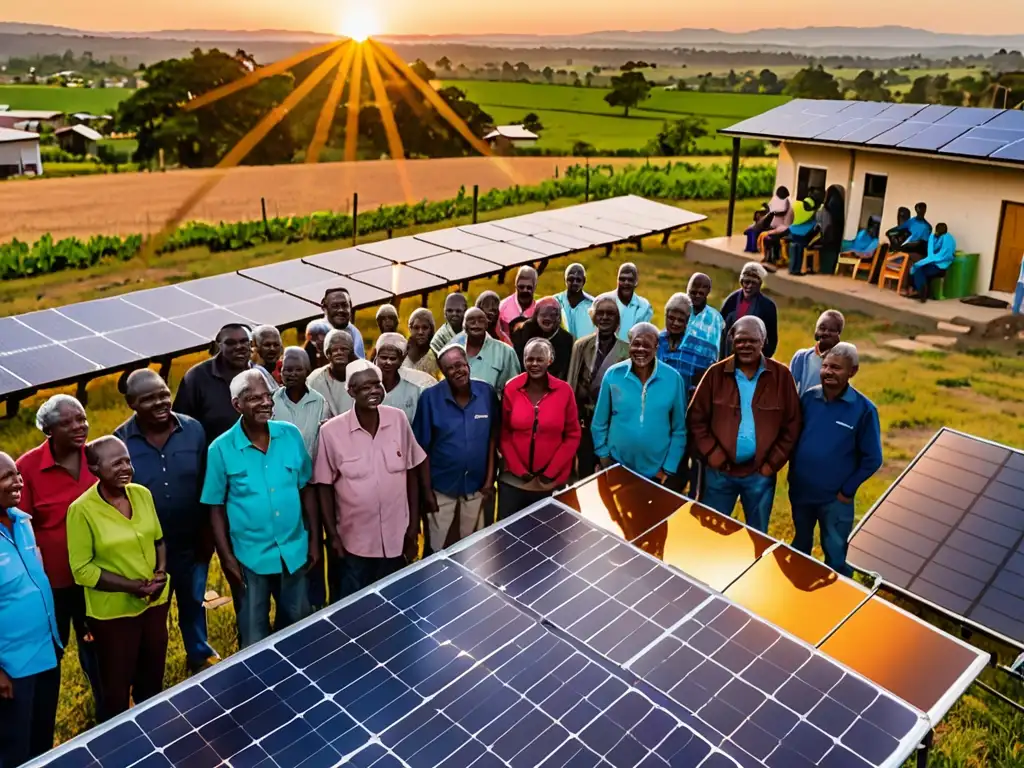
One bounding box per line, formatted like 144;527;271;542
542;66;554;84
520;113;544;133
585;72;595;88
501;61;515;80
648;117;709;156
571;140;596;156
726;69;739;87
784;66;842;99
758;69;781;94
410;60;436;82
604;71;651;117
515;61;531;77
435;56;452;71
591;65;602;75
851;70;892;102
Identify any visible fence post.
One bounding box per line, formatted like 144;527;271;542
260;197;270;237
352;192;359;246
585;158;590;203
555;165;559;180
472;185;479;224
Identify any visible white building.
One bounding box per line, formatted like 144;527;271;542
484;125;540;148
720;99;1024;295
0;128;43;178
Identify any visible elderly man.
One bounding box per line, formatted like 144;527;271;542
459;307;521;394
499;266;538;338
721;262;779;359
681;273;725;392
304;319;331;371
592;322;687;483
0;451;62;768
430;293;468;354
790;343;882;575
251;325;283;387
657;293;695;395
315;360;426;597
375;333;437;423
201;371;318;648
308;329;355;417
413;345;499;553
511;297;575;381
174;323;256;444
688;316;802;533
614;263;654;342
790;310;845;397
475;291;512;344
322;287;365;359
272;347;331;460
114;370;218;674
555;263;595;339
405;308;441;379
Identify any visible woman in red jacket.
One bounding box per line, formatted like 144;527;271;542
499;338;582;520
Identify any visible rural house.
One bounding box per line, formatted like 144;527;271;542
56;124;103;156
0;127;43;178
484;125;540;149
717;99;1024;296
0;109;65;130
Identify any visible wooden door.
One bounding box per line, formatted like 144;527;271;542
993;202;1024;292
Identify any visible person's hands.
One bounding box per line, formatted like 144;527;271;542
403;529;419;563
330;536;346;559
221;556;244;591
598;456;614;470
0;669;13;700
837;492;852;504
423;492;440;516
654;470;670;485
480;484;495;504
759;464;775;478
306;539;322;573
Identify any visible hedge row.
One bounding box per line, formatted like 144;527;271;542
0;162;775;280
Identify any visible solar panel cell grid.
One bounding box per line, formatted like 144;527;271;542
504;236;571;257
302;249;394;276
0;344;99;386
120;286;215;320
403;252;503;282
0;316;51;355
17;309;96;343
354;236;448;262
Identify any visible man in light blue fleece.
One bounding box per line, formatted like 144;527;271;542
790;309;844;397
910;223;956;302
591;322;687;483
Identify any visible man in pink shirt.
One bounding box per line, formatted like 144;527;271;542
314;359;426;599
498;265;538;338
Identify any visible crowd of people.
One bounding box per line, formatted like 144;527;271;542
0;258;886;766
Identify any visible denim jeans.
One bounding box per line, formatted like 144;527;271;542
700;468;776;533
497;483;553;521
165;549;217;668
233;564;311;649
0;663;60;766
338;554;405;601
791;498;856;577
912;264;946;296
1013;282;1023;315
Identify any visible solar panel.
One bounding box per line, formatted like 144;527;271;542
457;222;519;242
462;241;546;268
69;336;143;369
940;127;1024;158
230;294;324;328
848;428;1024;648
487;216;550;236
402;252;503;283
178;273;278;305
897;124;976;152
349;264;447;297
504;236;571;257
17;309;96;343
302;249;394;276
413;229;496;251
533;231;599;251
991;139;1024;162
106;321;209;359
0;343;100;386
120;285;216;319
0;316;51;355
167;308;258;340
0;366;28;398
354;236;448;263
238;260;339;291
539;221;621;247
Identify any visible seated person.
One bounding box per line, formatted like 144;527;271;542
909;223;956;303
785;198;820;275
842;217;881;261
745;205;770;253
885;207;911;250
753;187;794;258
890;202;932;257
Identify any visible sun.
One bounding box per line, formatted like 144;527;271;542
340;4;380;42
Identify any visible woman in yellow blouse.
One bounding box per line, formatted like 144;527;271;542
67;436;169;722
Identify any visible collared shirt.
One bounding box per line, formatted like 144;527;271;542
555;290;595;339
413;380;498;497
430;323;457;355
384;369;436;423
172;355;250;445
0;508;61;678
499;295;536;338
790;346;825;397
614;293;654;342
272;387;331;460
913;232;957;274
656;331;693;396
682;305;725;375
735;359;767;464
591;360;687;479
790;385;883;504
307;365;354;418
452;334;522;395
313;406;426;558
15;442;97;589
201;420;312;576
67;484;170;620
254;364;281;391
114;413;206;553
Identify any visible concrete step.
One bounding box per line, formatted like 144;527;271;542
884;339;942;353
937;321;972;335
916;335;960;349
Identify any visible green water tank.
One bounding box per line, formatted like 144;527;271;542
942;252;980;300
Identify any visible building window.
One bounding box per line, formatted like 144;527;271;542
797;167;827;202
860;174;888;229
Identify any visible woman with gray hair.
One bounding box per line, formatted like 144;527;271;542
721;261;779;358
657;292;695;393
303;319;332;371
307;329;356;417
403;307;441;380
15;394;101;701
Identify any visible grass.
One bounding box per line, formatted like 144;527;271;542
0;84;134;114
442;81;788;151
3;197;1022;764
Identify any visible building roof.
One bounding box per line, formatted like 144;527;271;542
484;125;540;141
722;99;1024;168
0;127;40;144
0;109;63;120
56;124;103;141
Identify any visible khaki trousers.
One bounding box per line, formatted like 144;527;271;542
428;491;485;553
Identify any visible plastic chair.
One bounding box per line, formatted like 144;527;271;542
837;244;883;281
879;252;909;292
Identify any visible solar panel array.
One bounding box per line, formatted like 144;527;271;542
0;196;705;401
849;428;1024;649
34;470;990;768
721;99;1024;165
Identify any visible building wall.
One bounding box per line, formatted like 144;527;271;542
0;139;42;176
775;142;1024;294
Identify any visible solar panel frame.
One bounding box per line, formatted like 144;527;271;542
402;252;504;283
301;248;394;276
353;236;449;262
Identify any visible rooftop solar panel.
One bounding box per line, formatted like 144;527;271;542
990;138;1024;162
848;428;1024;648
897;124;976;152
935;107;1002;128
355;236;448;262
940;127;1024;158
302;248;394;276
875;103;928;120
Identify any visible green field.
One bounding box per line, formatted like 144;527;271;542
0;84;133;114
444;81;788;151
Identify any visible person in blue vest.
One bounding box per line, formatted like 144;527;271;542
909;223;956;303
0;451;62;767
789;343;883;575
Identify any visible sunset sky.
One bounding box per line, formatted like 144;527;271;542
5;0;1023;36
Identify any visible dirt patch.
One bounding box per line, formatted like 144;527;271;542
884;427;936;460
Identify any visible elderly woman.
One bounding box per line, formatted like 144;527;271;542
251;325;283;387
475;291;513;344
375;304;400;335
404;307;442;379
511;296;575;381
657;292;695;395
67;436;169;722
15;395;100;697
566;294;631;478
304;319;331;371
273;347;331;460
375;333;438;423
307;328;356;417
499;338;581;519
721;262;779;359
592;323;687;483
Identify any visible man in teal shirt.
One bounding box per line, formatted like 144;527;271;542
614;262;654;342
910;223;956;302
0;451;62;766
555;263;595;339
592;323;687;481
201;370;318;648
452;307;521;396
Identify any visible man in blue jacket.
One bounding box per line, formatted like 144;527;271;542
910;223;956;303
789;343;883;575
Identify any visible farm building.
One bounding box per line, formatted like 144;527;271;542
0;128;43;179
0;109;65;130
714;99;1024;297
484;125;540;149
56;124;103;156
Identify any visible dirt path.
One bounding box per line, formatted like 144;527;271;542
1;156;653;243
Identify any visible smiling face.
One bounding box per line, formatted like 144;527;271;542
535;304;561;334
516;275;537;307
740;274;761;299
439;349;471;389
592;301;619;336
130;375;172;428
629;331;657;369
0;454;23;510
322;291;351;329
219;327;252;370
465;310;489;341
732;322;765;366
565;266;585;294
255;330;283;368
665;308;689;337
815;315;843;353
234;377;274;425
524;343;552;380
688;275;711;313
821;351;855;391
48;401;89;451
349;370;385;409
280;352;311;390
617;267;638;301
375;346;402;380
91;440;134;491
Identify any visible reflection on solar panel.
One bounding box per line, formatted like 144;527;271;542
402;252;503;283
349;264;447;297
722;99;1024;165
848;428;1024;648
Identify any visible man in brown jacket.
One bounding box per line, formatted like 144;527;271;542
687;315;801;532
